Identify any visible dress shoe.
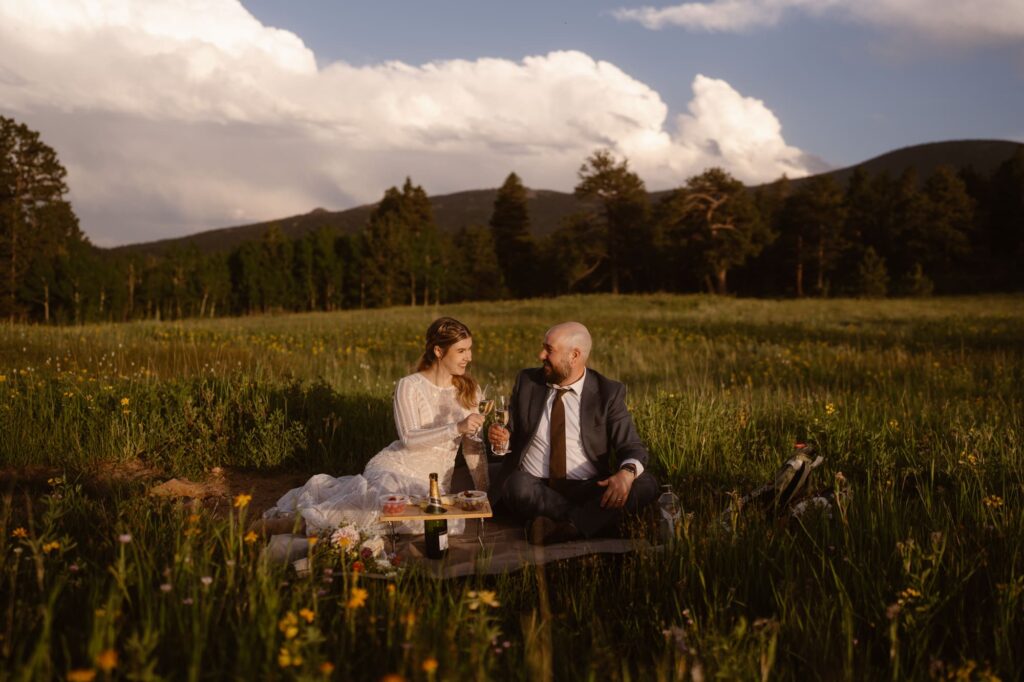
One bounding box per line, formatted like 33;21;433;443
527;515;581;545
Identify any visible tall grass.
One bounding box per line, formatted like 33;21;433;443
1;294;1021;679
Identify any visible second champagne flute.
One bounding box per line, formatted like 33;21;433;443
491;396;510;455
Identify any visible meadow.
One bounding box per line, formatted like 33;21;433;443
1;294;1021;681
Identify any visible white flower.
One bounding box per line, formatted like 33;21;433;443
330;524;360;550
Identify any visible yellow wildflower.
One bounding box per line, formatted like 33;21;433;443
279;612;299;639
347;587;369;609
825;403;836;416
233;494;252;509
898;587;922;604
477;590;500;608
244;530;259;544
95;649;118;672
299;608;315;623
42;541;61;554
10;527;27;538
0;375;6;383
307;536;318;547
119;398;129;407
421;657;439;674
278;647;303;668
983;495;1004;509
66;669;97;682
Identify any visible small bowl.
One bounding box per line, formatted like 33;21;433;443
379;494;409;515
456;490;489;512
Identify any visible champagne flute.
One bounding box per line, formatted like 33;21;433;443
491;396;510;456
467;386;493;442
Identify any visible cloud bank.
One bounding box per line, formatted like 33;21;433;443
0;0;813;246
614;0;1024;44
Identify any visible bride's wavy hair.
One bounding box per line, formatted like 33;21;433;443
416;317;478;408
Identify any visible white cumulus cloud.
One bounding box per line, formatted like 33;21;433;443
0;0;814;245
614;0;1024;44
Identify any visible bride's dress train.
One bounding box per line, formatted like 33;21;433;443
265;372;488;536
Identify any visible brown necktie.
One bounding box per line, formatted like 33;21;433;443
549;388;570;488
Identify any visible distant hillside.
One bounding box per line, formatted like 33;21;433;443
802;139;1022;189
109;139;1022;258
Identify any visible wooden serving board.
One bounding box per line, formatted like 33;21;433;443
379;500;493;522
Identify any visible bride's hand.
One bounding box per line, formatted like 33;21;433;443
457;413;485;435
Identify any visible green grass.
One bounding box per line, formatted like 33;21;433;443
1;294;1022;680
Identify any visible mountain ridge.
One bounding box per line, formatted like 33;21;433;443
108;139;1023;257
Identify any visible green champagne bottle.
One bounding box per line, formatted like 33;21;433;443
424;473;448;560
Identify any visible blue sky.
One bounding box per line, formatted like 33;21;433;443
1;0;1021;245
241;0;1024;166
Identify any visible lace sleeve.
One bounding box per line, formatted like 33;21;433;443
393;376;460;450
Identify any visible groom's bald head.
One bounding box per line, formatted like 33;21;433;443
547;322;592;364
540;322;592;385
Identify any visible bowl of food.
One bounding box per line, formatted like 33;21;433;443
379;494;409;515
456;490;488;512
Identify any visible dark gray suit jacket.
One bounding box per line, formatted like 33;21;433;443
492;367;649;498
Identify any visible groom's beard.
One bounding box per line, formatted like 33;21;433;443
542;359;572;385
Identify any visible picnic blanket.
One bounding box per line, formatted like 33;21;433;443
267;518;649;579
264;463;652;578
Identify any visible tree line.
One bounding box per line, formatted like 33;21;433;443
2;115;1022;324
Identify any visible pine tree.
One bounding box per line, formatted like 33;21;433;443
489;172;535;298
446;225;504;301
574;150;649;294
855;247;889;298
661;168;770;295
916;166;975;291
0;116;85;321
987;148;1024;288
780;175;847;296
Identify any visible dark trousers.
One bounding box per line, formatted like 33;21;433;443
501;469;659;538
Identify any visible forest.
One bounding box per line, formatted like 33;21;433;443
2;114;1022;324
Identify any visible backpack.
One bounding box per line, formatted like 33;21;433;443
773;443;825;510
721;443;825;526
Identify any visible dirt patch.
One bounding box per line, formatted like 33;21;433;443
216;468;310;517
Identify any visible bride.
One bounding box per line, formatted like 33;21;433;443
261;317;488;536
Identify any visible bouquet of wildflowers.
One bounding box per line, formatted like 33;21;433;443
325;523;402;576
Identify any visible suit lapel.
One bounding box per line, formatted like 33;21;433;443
525;371;547;439
580;371;599;459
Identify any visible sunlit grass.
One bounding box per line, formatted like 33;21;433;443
1;294;1022;679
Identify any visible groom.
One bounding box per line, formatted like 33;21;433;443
489;322;659;545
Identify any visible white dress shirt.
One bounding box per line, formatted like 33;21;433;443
520;369;645;480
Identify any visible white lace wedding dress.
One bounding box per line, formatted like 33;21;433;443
264;372;487;536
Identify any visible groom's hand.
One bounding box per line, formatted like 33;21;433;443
488;425;509;449
597;469;634;509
